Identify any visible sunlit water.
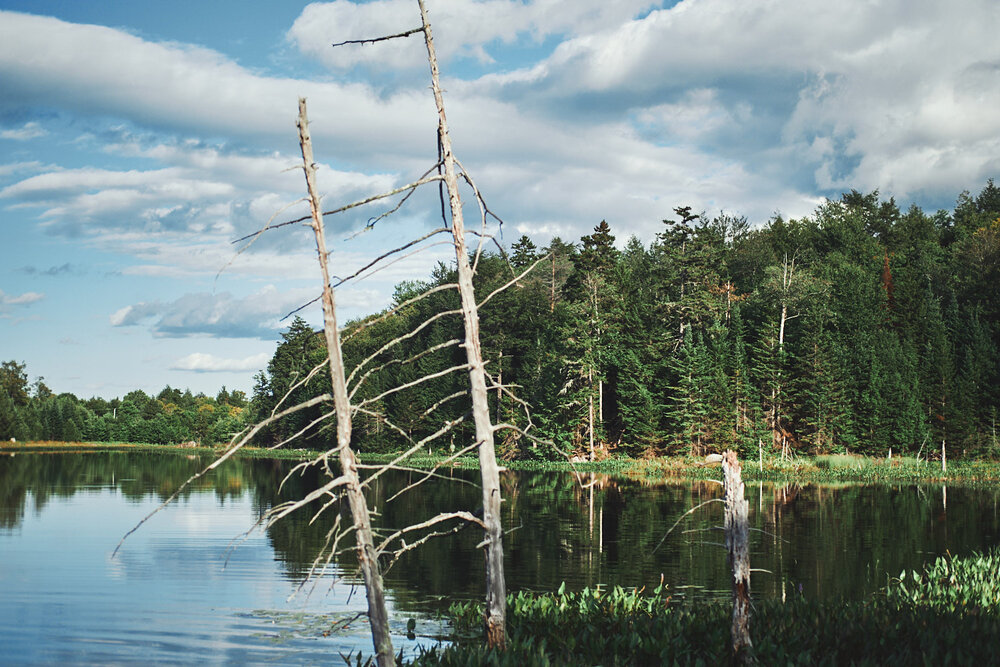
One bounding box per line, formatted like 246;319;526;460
2;451;999;663
0;454;443;664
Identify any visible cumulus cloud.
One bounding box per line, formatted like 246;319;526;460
0;134;405;281
472;0;1000;205
2;0;998;276
0;289;44;305
170;351;271;373
288;0;659;73
0;10;435;163
0;121;47;140
109;285;319;339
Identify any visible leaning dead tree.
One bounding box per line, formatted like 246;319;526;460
117;2;532;659
265;0;519;651
296;98;395;666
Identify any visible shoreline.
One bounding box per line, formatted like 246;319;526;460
3;440;998;485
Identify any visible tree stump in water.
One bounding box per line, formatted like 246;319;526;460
722;450;754;664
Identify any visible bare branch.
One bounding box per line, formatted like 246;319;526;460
457;159;506;230
349;338;460;400
341;283;457;346
339;240;454;290
383;438;480;504
222;196;308;276
378;510;486;551
267;409;336;449
479;253;551;309
332;26;424;48
345;307;462;388
365;417;471;495
230;174;444;245
352;406;416;446
356;363;470;410
112;392;332;557
280;295;323;322
269;357;329;419
335;228;449;291
419;390;466;419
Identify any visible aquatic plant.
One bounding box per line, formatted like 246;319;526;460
410;548;1000;665
888;547;1000;612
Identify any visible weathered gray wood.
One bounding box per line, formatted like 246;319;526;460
722;450;753;664
417;0;507;648
297;98;395;667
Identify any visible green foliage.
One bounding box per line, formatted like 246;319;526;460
888;547;1000;612
244;182;1000;460
413;549;1000;665
0;361;249;446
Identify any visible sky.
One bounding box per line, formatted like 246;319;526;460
1;0;998;400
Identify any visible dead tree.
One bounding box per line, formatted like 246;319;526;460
119;4;530;658
296;98;394;667
722;450;753;664
417;0;507;646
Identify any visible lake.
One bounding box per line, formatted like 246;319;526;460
2;451;998;663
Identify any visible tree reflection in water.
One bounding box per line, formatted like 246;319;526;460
2;451;999;612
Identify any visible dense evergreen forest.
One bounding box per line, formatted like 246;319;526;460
0;359;247;446
3;184;997;460
252;183;1000;461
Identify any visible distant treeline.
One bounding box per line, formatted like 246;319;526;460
0;362;247;446
251;183;1000;460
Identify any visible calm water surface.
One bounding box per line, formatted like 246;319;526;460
2;451;998;663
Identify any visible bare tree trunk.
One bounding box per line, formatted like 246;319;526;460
418;0;507;648
588;368;595;462
722;450;753;664
778;253;795;349
595;282;603;442
297;98;395;667
779;302;788;348
550;253;556;313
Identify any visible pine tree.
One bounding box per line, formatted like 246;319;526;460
666;328;712;455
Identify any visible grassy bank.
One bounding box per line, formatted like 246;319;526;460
410;548;1000;666
3;441;999;485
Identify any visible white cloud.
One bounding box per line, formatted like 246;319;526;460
110;285;319;339
170;351;271;373
468;0;1000;204
2;0;998;285
0;289;44;305
0;121;47;140
0;10;436;164
287;0;659;73
0;161;45;177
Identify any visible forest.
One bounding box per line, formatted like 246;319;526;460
250;182;1000;461
0;360;247;447
3;182;998;461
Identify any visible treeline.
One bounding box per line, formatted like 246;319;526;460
251;181;1000;460
0;360;247;446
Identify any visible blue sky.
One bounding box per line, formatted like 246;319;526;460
1;0;998;399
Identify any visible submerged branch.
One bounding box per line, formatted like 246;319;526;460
653;498;725;553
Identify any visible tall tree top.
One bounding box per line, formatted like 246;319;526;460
578;220;618;275
510;235;539;269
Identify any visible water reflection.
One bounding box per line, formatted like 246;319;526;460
2;451;999;612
